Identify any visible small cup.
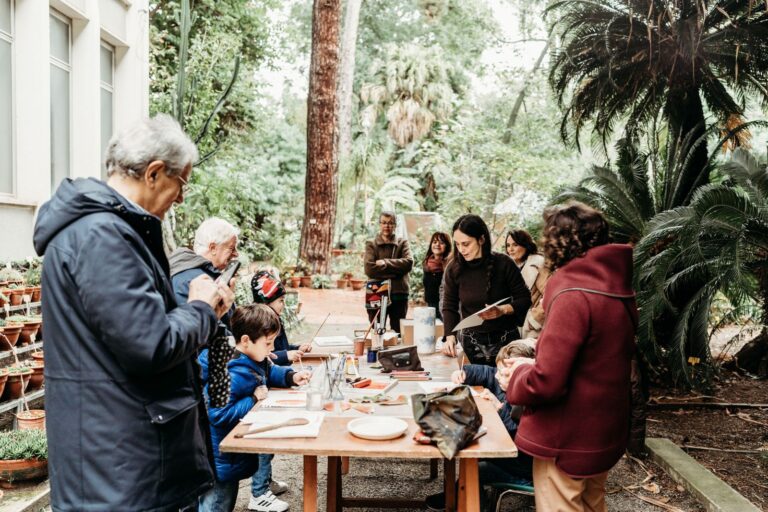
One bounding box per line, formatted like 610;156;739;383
354;339;365;357
367;349;378;364
306;389;323;411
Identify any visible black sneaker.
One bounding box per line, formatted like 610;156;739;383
425;490;446;511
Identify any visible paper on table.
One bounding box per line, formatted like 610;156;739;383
452;296;511;332
257;390;307;408
313;335;354;347
417;381;479;396
240;410;325;438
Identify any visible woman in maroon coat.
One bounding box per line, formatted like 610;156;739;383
497;202;637;511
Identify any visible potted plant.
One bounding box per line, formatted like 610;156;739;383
24;264;42;302
25;360;44;392
300;274;313;288
0;368;9;398
0;267;23;287
30;351;43;362
349;276;366;291
5;285;24;307
335;274;349;289
16;408;45;430
7;316;39;346
311;275;331;290
3;367;32;400
0;429;48;487
0;319;23;347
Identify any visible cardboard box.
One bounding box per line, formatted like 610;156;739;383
400;319;444;346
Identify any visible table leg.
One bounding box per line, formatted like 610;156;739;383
327;456;343;512
458;459;480;512
444;458;456;512
341;456;350;475
303;455;317;512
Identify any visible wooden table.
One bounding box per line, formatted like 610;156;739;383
220;352;517;511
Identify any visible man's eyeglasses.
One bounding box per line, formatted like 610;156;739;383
380;221;396;226
175;174;190;195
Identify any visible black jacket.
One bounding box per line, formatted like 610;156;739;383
34;178;218;511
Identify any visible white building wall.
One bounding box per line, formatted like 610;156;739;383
0;0;148;261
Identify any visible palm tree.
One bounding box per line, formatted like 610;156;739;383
636;148;768;384
549;0;768;201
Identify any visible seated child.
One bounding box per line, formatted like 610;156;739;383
452;341;534;486
198;304;311;512
252;271;312;366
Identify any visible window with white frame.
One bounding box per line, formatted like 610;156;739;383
50;11;71;192
100;43;114;180
0;0;13;194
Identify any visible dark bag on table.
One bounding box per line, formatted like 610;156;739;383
378;345;422;372
411;386;482;459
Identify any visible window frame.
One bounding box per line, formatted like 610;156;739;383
99;41;114;179
0;0;15;197
49;8;72;191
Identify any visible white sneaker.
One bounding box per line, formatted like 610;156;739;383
270;479;289;495
248;490;289;512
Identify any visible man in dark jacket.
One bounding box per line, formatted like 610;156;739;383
498;202;637;512
33;115;235;512
363;211;414;333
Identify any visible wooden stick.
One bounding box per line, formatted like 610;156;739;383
682;444;761;454
649;401;768;409
361;309;380;342
308;313;332;344
623;488;688;512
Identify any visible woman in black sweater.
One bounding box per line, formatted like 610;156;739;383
441;215;531;366
422;231;451;319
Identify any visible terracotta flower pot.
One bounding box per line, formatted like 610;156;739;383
16;410;45;430
289;276;301;288
19;324;39;346
30;287;41;303
26;362;44;392
30;351;44;362
0;458;48;488
0;370;8;398
349;279;366;291
336;279;349;289
0;324;23;347
8;290;23;306
3;369;33;400
300;276;312;288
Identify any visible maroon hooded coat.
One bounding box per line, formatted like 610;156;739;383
506;244;637;478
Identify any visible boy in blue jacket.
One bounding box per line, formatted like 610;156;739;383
251;271;312;366
198;304;310;512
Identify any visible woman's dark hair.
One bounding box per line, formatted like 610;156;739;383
506;229;538;260
448;214;494;302
542;201;610;271
423;231;452;267
231;304;281;341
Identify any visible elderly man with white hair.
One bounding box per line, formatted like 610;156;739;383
33;114;235;511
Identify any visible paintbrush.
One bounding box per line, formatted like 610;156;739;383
307;313;331;347
458;353;466;382
361;309;380;344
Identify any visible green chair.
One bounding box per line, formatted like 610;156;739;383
485;481;534;512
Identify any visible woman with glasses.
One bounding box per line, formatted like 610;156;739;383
363;211;414;334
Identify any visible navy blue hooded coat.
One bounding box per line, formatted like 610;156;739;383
33;178;219;511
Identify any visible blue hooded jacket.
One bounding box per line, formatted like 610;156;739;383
462;363;523;437
33;178;218;511
198;349;295;483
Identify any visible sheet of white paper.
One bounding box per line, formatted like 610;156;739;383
257;390;307;408
452;296;512;332
313;335;353;347
418;381;479;396
240;410;325;438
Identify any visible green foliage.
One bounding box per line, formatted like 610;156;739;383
311;275;332;289
0;267;23;283
634;148;768;388
0;430;47;461
409;241;427;303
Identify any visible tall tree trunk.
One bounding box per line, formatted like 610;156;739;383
300;0;342;275
337;0;362;160
502;39;549;144
664;89;708;208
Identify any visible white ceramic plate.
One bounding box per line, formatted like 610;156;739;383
347;417;408;441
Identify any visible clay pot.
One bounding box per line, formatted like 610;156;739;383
26;362;44;392
16;410;45;430
30;351;44;362
8;290;23;306
30;287;41;303
336;279;349;289
300;276;312;288
0;324;23;347
3;369;32;400
289;276;301;288
0;370;8;398
349;279;366;291
19;324;39;346
0;458;48;488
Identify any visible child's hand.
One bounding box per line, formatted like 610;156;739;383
292;371;311;386
451;369;465;384
254;385;268;401
496;367;513;391
287;350;305;362
298;343;312;353
480;389;503;410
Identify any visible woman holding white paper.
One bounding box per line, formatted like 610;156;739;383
441;215;531;366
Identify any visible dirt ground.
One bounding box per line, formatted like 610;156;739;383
647;371;768;511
